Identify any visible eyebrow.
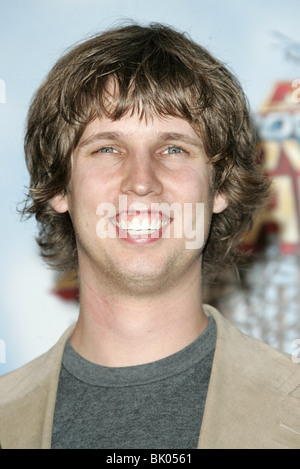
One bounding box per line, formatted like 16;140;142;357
78;132;125;149
77;131;203;149
158;132;203;149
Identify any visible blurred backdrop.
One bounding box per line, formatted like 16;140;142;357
1;0;300;375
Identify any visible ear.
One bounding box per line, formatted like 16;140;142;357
213;192;228;214
49;192;69;214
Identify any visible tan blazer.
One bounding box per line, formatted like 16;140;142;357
1;305;300;449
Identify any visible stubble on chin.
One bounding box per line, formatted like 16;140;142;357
92;247;203;299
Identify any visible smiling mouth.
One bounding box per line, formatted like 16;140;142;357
111;211;172;238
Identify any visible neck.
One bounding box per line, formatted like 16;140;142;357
70;264;208;367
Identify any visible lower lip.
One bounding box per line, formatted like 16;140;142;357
113;221;171;245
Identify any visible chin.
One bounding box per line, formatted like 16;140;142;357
101;253;191;298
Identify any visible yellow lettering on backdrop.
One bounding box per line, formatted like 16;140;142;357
282;139;300;171
270;175;299;244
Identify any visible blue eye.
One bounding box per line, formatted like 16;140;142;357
98;147;116;153
166;146;184;154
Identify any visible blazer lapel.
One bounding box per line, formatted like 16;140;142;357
0;324;75;449
40;325;76;448
198;305;298;449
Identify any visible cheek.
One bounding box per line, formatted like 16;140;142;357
70;169;106;205
179;171;213;226
68;171;119;239
66;178;96;228
176;169;211;204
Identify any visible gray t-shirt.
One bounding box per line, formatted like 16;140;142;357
51;317;216;449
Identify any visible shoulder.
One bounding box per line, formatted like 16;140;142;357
202;305;300;448
205;303;300;412
204;304;300;383
0;324;75;448
0;324;75;405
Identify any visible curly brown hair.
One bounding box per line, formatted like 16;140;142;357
22;22;270;282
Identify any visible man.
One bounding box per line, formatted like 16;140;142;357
0;23;299;449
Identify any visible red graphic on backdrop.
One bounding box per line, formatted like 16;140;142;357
255;81;300;255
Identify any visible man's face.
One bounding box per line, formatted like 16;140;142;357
52;112;227;296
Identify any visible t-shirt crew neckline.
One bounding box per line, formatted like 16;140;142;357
62;317;216;388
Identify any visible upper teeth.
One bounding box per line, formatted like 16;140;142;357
114;217;168;232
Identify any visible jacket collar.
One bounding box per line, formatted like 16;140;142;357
198;305;299;449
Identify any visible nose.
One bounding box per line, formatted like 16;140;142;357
120;153;163;197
